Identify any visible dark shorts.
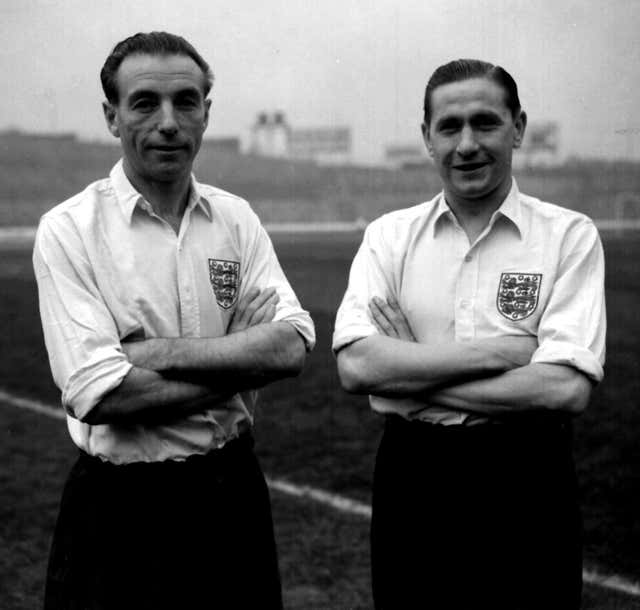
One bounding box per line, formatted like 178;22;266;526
371;415;583;610
45;434;283;610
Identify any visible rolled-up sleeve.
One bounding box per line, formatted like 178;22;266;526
332;220;396;353
33;216;132;420
238;207;316;351
531;218;606;382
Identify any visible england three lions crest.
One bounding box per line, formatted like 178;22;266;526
208;259;240;309
497;273;542;321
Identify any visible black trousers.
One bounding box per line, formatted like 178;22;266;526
371;415;583;610
45;434;283;610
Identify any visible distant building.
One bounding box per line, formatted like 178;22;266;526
384;143;427;169
0;128;77;144
202;136;241;154
250;112;351;164
287;127;351;165
250;112;290;158
514;122;561;168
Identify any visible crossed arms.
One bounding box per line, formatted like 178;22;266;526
337;296;593;417
85;288;306;425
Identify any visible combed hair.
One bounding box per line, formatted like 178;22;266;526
423;59;521;125
100;31;214;103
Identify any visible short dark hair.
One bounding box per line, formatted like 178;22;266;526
100;31;214;104
423;59;521;126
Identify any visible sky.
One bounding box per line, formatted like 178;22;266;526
2;0;639;163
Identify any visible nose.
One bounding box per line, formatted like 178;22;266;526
158;101;178;135
456;126;479;157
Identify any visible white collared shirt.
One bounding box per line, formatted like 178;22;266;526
33;160;315;463
333;180;606;425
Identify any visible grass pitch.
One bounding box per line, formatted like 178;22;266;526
1;231;639;609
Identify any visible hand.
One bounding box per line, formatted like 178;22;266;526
228;287;280;333
477;335;539;370
368;295;416;342
121;338;160;369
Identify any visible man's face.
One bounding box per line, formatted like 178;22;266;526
103;53;211;186
423;77;526;208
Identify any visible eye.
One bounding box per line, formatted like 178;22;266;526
176;95;201;109
437;122;459;135
476;122;499;131
473;115;502;131
131;98;156;112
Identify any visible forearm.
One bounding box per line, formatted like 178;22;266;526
82;366;234;425
337;334;534;395
126;322;306;385
423;363;593;416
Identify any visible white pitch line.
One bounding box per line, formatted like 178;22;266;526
583;569;640;597
0;388;65;420
267;477;372;518
2;218;640;248
2;387;639;599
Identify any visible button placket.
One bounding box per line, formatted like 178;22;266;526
176;238;199;336
455;245;478;342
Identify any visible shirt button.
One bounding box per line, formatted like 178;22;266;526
464;254;472;262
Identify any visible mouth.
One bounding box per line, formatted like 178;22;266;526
452;161;489;172
148;144;186;153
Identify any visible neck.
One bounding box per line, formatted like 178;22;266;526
123;160;192;219
444;178;512;243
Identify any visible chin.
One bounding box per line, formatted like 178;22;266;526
452;181;492;199
152;161;190;176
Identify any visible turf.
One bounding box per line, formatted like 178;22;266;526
1;230;639;608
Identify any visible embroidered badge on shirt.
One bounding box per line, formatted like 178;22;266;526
208;259;240;309
497;273;542;321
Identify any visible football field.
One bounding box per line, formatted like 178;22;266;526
1;230;639;609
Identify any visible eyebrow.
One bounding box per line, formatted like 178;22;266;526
435;110;504;129
470;111;503;123
127;86;203;101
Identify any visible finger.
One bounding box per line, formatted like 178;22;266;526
368;298;398;338
262;303;277;324
250;293;280;325
373;297;399;328
244;289;277;323
238;287;275;323
233;287;261;324
386;294;400;309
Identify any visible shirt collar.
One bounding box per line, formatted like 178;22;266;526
493;178;523;238
109;159;213;223
433;177;523;239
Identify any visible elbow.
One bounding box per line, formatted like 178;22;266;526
78;402;105;425
547;369;593;415
278;332;307;378
336;348;370;394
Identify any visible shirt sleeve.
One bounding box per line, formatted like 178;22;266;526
32;215;132;420
332;219;396;353
236;206;316;351
531;217;606;382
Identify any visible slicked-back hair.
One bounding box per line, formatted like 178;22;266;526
100;31;214;104
423;59;521;126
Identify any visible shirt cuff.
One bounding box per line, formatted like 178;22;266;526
275;307;316;351
62;347;133;421
332;324;377;354
531;340;604;383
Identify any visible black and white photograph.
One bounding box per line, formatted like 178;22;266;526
1;1;639;608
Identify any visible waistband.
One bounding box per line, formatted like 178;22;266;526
78;428;254;470
385;412;572;437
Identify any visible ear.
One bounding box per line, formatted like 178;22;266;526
102;101;120;138
203;98;212;130
512;110;527;149
421;121;434;157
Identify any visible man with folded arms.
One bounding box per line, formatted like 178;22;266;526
34;31;314;609
334;59;605;609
